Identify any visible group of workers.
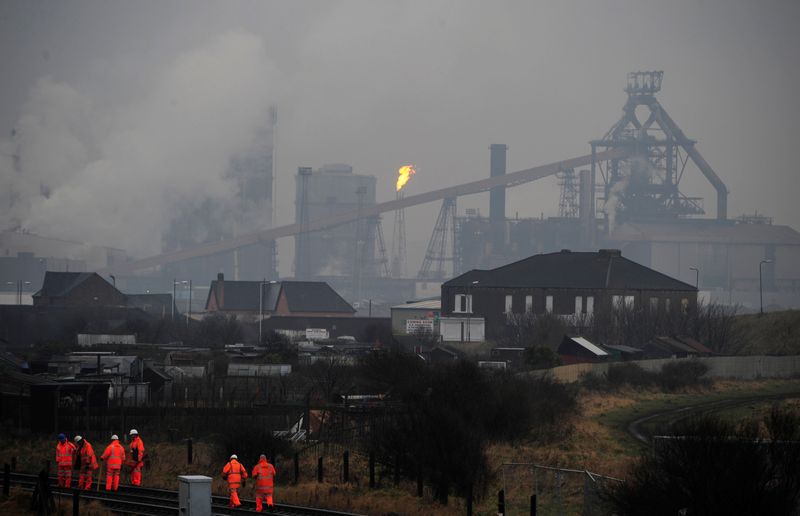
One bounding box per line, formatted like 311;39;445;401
55;431;276;512
55;429;145;492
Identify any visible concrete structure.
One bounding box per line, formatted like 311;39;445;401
294;163;377;279
390;299;440;335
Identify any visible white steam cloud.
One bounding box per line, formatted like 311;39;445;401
0;30;278;257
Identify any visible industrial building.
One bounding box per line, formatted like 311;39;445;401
92;72;800;311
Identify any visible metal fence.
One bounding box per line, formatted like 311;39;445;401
502;463;622;516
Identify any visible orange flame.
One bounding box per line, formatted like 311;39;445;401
396;165;416;192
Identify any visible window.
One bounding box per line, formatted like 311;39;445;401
525;295;533;312
586;296;594;314
681;298;689;314
613;295;635;310
454;294;472;313
665;298;671;313
545;295;553;313
574;296;583;315
504;295;513;314
650;297;659;313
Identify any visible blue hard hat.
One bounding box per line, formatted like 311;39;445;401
58;433;66;441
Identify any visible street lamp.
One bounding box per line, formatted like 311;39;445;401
689;267;699;289
759;259;772;315
259;278;266;345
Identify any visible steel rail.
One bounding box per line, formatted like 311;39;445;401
10;471;365;515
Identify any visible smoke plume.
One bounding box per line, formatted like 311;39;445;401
0;30;279;257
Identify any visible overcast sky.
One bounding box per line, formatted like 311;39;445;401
1;0;798;273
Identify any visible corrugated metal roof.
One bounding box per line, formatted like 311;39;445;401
569;337;609;357
444;250;695;291
391;299;441;310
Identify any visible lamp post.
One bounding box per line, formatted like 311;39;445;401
259;278;266;345
173;280;190;324
759;259;772;315
187;279;192;328
689;267;699;289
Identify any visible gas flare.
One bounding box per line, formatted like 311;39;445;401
396;165;416;192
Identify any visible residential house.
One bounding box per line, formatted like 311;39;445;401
205;274;356;319
441;249;697;340
33;272;125;307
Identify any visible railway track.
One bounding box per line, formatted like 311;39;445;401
9;472;364;516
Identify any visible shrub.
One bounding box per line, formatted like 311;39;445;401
606;363;657;388
658;361;709;391
604;409;800;515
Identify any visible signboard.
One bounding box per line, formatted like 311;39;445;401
406;319;435;334
305;328;330;341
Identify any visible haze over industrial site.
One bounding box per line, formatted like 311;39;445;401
1;0;799;311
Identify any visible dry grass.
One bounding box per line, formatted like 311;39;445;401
0;487;113;516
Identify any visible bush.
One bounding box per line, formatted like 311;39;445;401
210;423;293;469
658;360;709;391
607;363;657;388
604;408;800;515
524;346;561;370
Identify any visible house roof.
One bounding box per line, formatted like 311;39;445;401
280;281;356;314
205;279;281;312
565;336;609;357
650;336;697;354
603;344;643;354
674;336;712;354
391;299;441;310
33;272;99;298
443;249;696;291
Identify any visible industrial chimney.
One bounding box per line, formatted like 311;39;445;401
489;144;507;252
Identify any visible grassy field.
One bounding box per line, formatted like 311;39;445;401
729;309;800;355
2;378;800;515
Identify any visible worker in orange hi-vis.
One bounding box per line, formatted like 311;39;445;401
74;435;99;490
222;454;248;508
126;429;145;486
251;454;277;512
100;434;126;491
55;433;76;488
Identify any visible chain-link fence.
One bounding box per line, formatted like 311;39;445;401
502;463;622;516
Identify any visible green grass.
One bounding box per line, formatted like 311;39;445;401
596;379;800;449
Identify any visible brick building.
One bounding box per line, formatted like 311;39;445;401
33;272;126;307
441;249;697;339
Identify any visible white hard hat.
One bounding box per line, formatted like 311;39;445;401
74;435;83;443
230;454;238;460
129;429;138;436
111;434;119;440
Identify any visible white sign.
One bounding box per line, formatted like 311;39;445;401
406;319;434;334
305;328;330;341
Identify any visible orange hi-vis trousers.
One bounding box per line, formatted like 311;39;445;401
255;492;274;512
57;466;73;488
130;464;142;486
229;488;242;508
78;468;94;490
105;467;121;491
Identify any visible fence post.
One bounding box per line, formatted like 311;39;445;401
3;463;9;497
369;452;375;489
531;494;537;516
498;489;505;516
187;438;193;465
416;464;423;497
342;451;349;483
317;457;323;483
393;453;400;486
466;483;473;516
11;457;16;472
72;489;80;516
293;453;299;484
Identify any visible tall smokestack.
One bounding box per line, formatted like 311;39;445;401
489;144;507;253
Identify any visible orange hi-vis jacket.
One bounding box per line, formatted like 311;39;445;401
56;441;76;467
127;436;145;467
251;459;276;494
101;441;126;470
79;441;98;470
222;459;248;489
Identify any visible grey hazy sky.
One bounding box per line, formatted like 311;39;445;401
1;0;798;272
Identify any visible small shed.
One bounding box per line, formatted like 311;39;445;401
603;344;644;361
642;336;698;359
558;336;610;365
